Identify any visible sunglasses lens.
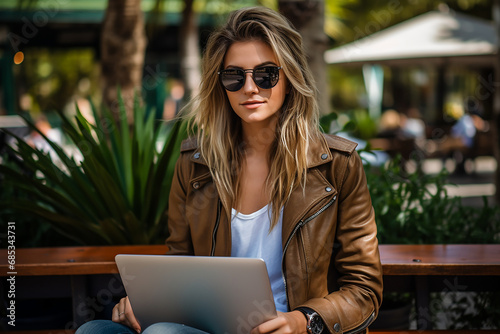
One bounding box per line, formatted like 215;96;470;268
254;67;279;89
220;69;245;92
220;66;280;91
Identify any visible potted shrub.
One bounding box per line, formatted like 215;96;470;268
0;95;188;245
364;156;500;329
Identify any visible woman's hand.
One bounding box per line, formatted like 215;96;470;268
250;311;308;334
112;296;141;333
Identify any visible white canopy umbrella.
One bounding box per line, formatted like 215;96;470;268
324;10;497;66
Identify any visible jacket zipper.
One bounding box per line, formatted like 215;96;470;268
343;311;375;334
210;200;222;256
281;195;337;307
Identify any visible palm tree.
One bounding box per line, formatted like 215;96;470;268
278;0;329;115
180;0;202;100
100;0;204;122
101;0;147;124
278;0;360;115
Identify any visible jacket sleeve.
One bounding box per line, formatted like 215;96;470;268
165;152;195;255
298;151;383;333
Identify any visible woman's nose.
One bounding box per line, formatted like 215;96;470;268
242;72;259;94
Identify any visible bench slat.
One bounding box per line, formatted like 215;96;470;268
0;245;167;276
1;244;500;277
379;244;500;276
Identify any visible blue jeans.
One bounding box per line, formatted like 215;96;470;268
75;320;210;334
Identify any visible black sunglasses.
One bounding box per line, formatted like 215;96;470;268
218;66;282;92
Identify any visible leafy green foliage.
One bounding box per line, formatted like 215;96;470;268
365;156;500;244
351;109;378;140
0;96;188;245
319;111;338;134
0;153;75;247
13;49;98;115
436;291;500;329
366;156;499;329
319;111;357;135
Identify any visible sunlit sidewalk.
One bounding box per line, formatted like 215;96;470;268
419;156;497;207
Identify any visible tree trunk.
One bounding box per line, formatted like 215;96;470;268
180;0;201;100
101;0;147;124
279;0;330;115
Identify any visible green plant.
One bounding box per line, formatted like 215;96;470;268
364;156;500;244
319;111;356;135
319;111;338;134
0;152;75;247
437;291;500;329
352;109;378;140
364;156;500;329
0;96;188;245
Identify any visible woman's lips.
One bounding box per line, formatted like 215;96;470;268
241;101;265;109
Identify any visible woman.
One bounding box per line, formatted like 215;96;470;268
77;6;382;334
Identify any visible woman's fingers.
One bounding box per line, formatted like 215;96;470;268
111;301;121;322
111;296;142;333
123;296;141;333
251;311;307;334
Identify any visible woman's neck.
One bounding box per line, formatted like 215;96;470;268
240;117;278;157
237;118;277;214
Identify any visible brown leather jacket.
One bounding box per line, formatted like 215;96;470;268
165;134;383;334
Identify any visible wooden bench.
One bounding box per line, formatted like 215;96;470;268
380;245;500;331
2;245;500;332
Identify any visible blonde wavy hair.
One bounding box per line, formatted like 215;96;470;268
186;6;322;229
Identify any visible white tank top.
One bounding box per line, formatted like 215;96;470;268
231;205;288;312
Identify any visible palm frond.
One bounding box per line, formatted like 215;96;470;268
0;94;188;245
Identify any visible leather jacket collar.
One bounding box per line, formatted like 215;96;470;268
180;134;357;169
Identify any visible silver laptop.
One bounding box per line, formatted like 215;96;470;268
115;255;277;334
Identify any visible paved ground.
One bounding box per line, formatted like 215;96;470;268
419;156;497;208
